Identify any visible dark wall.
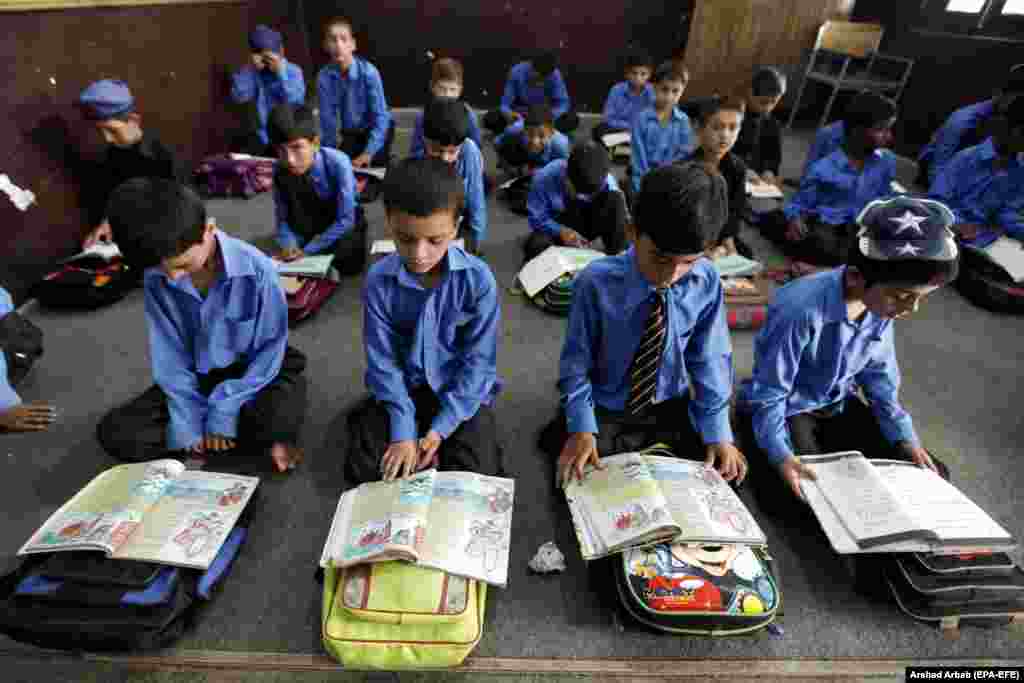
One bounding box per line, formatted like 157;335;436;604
852;0;1024;156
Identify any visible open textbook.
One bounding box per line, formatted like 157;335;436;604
19;460;258;570
713;253;763;279
61;241;122;265
275;254;334;278
518;246;606;297
800;452;1015;554
745;181;783;199
320;470;515;587
563;449;766;561
371;238;465;255
600;132;631;149
967;236;1024;283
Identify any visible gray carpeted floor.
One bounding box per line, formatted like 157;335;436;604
1;118;1022;675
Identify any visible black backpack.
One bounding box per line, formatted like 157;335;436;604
0;311;43;388
31;260;137;311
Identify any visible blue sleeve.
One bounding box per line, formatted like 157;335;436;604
558;271;601;435
783;163;822;220
527;168;566;238
462;146;487;241
551;133;570;161
928;154;968;224
0;288;13;316
278;62;306;106
409;113;425;159
363;66;391;158
803;128;830;178
0;353;21;413
997;183;1024;240
677;114;695;159
683;274;735;444
304;155;357;255
630;116;649;195
467;108;483;150
230;66;259;104
206;273;289;438
854;326;919;447
145;284;206;451
317;70;338;149
549;70;570;118
927;113;970;187
273;179;300;250
431;269;500;439
603;85;628;129
363;276;417;443
500;68;518;115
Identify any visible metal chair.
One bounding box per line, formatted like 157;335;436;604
786;20;915;130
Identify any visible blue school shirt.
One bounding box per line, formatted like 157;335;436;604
527;159;621;238
230;61;306;146
559;250;734;443
602;81;656;130
0;288;19;413
737;267;918;465
144;232;289;450
500;62;571;119
408;105;482;159
316;58;392;156
630;107;694;194
363;246;501;443
783;148;895;225
494;121;570;167
273;147;357;254
410;140;488;241
803;121;845;178
929;138;1024;248
919;99;994;187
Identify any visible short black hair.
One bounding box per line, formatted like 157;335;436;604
267;104;318;146
652;60;688;86
693;95;746;126
752;67;787;97
524;103;555;129
383;157;465;219
634;163;728;254
422;97;470;146
846;234;959;288
843;91;897;133
623;47;653;71
107;178;207;268
532;52;558;78
566;142;610;195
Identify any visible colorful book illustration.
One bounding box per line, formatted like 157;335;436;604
563;448;766;561
320;470;515;588
19;460;258;570
517;246;606;298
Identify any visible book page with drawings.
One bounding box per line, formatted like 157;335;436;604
335;470;435;566
112;470;258;569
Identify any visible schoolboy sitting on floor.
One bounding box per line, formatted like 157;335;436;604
736;196;957;512
539;163;747;486
317;15;394;168
762;91;898;266
483;51;578;137
592;48;655;145
408;57;482;158
802;117;845;180
343;158;502;484
629;61;694;198
733;67;787;187
77;79;186;252
494;104;570;176
683;96;751;259
229;25;306;156
97;178;307;473
413;97;488;257
524;142;627;263
0;287;57;435
268;103;367;276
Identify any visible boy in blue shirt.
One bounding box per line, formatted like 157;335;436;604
737;196;957;509
413;97;488;257
802;119;845;180
592;48;655;145
540;162;746;485
268;104;367;276
524;142;628;263
229;25;306;156
494;104;570;176
763;91;898;266
97;179;307;473
343;158;502;483
408;57;482;159
0;287;57;434
317;16;394;168
630;61;694;196
484;52;578;137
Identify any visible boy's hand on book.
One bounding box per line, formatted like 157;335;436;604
704;442;747;483
559;228;589;248
0;402;58;432
278;246;304;262
779;455;816;501
202;435;236;452
417;431;442;471
352;153;372;168
558;432;603;486
900;442;937;472
381;439;419;481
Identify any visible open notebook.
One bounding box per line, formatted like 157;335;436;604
371;239;465;255
517;246;606;297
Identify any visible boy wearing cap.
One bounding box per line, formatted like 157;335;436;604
268;103;367;276
734;67;787;187
592;48;655;145
737;196;958;508
230;25;307;156
524;142;628;263
484;52;578;137
412;98;488;256
541;162;746;485
78;79;186;251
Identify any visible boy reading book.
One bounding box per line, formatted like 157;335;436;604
736;196;959;514
408;56;482;158
733;67;786;187
343;158;502;484
97;179;307;473
592;48;655;145
484;51;578;136
494;104;570;176
539;163;747;486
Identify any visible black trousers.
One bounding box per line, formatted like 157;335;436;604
336;121;396;168
97;346;308;463
495;135;536;169
327;207;369;277
483;109;579;136
523;190;628;263
229;129;273;158
757;210;851;266
591;122;627;146
343;386;503;485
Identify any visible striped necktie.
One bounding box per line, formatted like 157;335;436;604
627;289;668;415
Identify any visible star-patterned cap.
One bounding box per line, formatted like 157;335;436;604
855;196;959;263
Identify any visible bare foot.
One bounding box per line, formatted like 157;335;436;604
270;442;304;472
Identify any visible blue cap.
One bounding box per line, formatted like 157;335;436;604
855;196;958;262
248;25;283;53
78;79;134;120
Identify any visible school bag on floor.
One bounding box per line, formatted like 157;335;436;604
615;542;781;636
31;260;136;310
322;560;487;669
498;174;533;216
955;247;1024;314
531;273;575;315
0;310;43;387
195;154;275;199
355;169;384;204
